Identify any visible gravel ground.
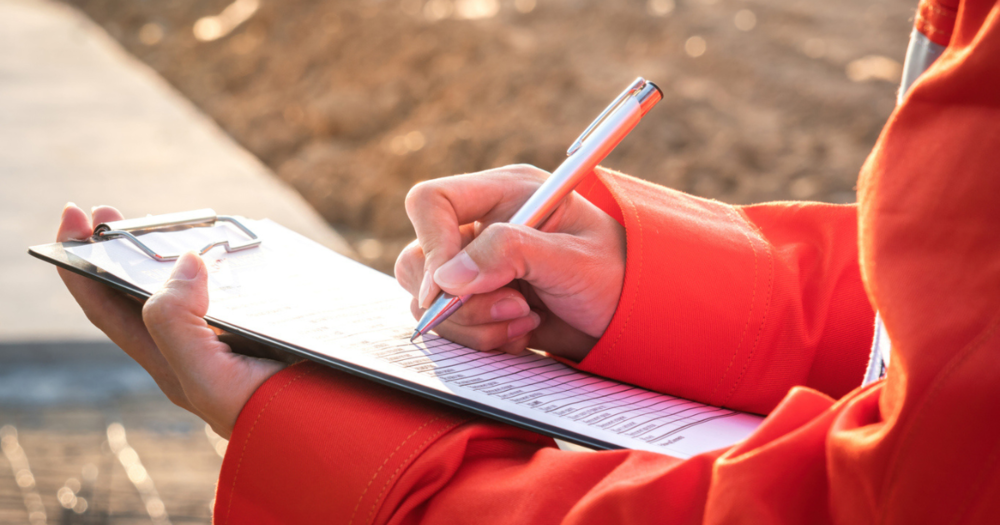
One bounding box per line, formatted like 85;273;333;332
62;0;914;272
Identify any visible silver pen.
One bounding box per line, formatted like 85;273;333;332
411;77;663;342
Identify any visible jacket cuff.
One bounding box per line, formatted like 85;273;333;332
214;362;472;525
574;168;871;414
575;168;775;411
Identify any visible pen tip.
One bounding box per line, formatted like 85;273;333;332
409;330;420;343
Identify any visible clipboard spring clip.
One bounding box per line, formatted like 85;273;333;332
92;208;261;262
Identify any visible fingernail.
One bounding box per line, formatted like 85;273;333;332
435;252;479;288
418;269;433;307
491;297;529;321
507;311;541;340
170;252;201;281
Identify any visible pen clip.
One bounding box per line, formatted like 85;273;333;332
566;77;647;156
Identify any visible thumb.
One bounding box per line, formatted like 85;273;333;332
143;252;284;438
142;252;220;372
432;223;577;298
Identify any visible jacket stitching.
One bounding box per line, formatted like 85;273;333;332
723;208;775;406
366;418;468;525
598;172;643;358
708;205;759;404
348;415;445;525
222;367;315;525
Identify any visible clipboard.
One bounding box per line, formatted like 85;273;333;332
28;209;625;450
30;210;763;457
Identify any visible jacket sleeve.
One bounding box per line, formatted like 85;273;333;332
210;360;866;525
572;168;874;414
212;361;722;525
214;2;1000;524
209;171;875;525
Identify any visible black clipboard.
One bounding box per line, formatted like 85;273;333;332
29;210;622;451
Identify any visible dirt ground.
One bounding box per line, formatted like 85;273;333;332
63;0;914;273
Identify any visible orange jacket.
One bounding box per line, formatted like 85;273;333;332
212;1;1000;522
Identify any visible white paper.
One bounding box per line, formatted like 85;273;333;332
68;219;762;458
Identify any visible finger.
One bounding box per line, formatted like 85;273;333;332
496;334;533;355
143;254;219;372
407;287;532;328
445;288;532;327
433;223;589;300
55;204;193;410
56;202;92;242
411;297;541;351
395;240;424;296
395;224;476;298
90;205;125;227
405;165;547;308
526;315;598;362
143;253;232;394
217;332;303;365
143;252;284;435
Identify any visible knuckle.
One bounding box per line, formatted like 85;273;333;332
142;290;181;327
394;257;406;288
409;298;422;320
506;164;549;186
141;295;167;326
394;259;410;291
394;242;423;290
505;163;547;181
404;179;440;216
481;223;525;255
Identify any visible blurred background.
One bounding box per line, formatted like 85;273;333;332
1;0;911;522
67;0;911;272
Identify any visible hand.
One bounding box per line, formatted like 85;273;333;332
395;165;626;362
56;204;289;438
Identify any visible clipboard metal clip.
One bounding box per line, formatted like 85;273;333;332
92;209;261;262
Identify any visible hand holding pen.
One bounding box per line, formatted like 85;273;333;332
395;165;626;361
395;78;662;360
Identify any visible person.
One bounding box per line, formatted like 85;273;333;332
55;0;999;521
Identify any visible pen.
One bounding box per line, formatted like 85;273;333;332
411;77;663;342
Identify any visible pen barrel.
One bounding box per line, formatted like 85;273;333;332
508;97;644;228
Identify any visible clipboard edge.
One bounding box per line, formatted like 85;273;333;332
27;242;624;453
